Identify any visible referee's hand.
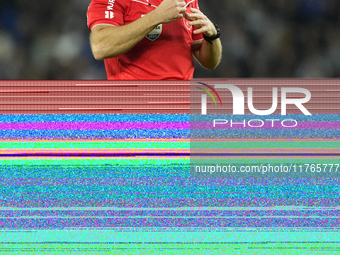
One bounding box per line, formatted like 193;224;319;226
154;0;187;24
183;8;217;37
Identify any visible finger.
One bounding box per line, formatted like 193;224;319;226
190;8;201;13
193;26;210;34
178;7;187;14
190;20;208;26
188;12;205;20
183;12;194;21
177;13;184;19
178;1;186;7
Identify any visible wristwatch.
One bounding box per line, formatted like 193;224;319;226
203;24;221;44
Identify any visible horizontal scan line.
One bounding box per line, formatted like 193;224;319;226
191;153;340;156
58;108;191;110
0;91;50;93
75;84;139;87
0;153;191;157
0;216;338;219
0;153;339;157
0;103;189;105
0;96;190;98
0;206;336;211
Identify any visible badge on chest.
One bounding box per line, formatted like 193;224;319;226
140;13;162;41
146;24;162;41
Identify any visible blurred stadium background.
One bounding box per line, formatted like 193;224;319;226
1;0;340;79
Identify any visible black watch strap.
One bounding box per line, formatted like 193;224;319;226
203;24;221;44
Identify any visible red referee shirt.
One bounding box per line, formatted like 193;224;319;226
87;0;203;80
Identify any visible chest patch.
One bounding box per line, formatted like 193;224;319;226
146;24;162;41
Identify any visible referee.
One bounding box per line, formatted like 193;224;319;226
87;0;222;80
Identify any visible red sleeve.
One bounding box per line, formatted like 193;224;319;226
87;0;129;30
192;0;204;42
